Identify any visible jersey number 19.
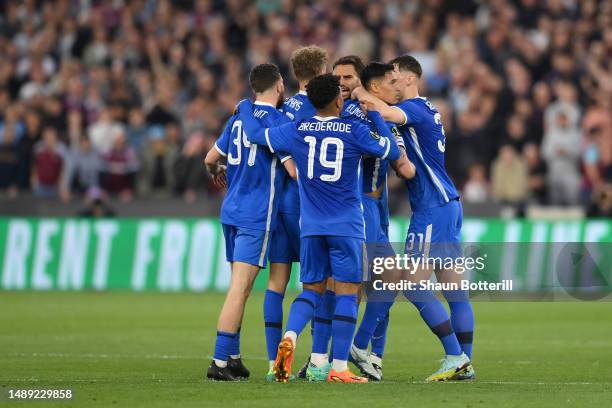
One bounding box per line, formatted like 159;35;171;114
304;136;344;182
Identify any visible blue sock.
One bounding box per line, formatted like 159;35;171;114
404;289;462;356
263;289;284;361
353;300;392;350
443;290;474;359
331;294;358;363
312;290;335;354
230;327;241;357
371;311;390;357
213;330;236;362
285;289;322;337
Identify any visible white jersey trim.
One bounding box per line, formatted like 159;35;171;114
371;158;381;192
381;138;391;160
264;128;275;153
259;157;278;266
214;143;227;157
254;101;275;107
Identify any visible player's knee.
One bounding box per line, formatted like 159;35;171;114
334;281;360;295
303;281;327;294
268;263;291;293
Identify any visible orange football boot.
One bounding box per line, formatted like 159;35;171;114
273;337;295;382
326;368;368;383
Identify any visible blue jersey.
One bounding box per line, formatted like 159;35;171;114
341;99;394;195
215;102;290;231
282;91;317;121
238;102;400;239
394;97;459;211
279;91;316;214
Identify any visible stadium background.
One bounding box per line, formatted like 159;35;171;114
0;0;610;291
0;1;611;406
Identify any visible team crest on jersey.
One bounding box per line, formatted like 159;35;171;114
370;131;381;140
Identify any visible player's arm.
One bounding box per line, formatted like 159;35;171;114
383;124;415;179
203;121;230;188
391;151;416;179
237;99;293;154
358;111;400;161
204;147;227;188
353;86;407;125
282;157;297;180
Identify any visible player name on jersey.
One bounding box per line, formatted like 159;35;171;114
297;120;352;133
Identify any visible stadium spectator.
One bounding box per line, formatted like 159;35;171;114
581;103;612;201
77;186;116;218
99;128;139;201
491;144;528;207
541;108;582;206
0;0;610;213
462;163;489;203
175;131;208;202
137;125;180;198
523;143;548;205
31;126;68;198
62;136;100;201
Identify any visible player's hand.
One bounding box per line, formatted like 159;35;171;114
233;99;252;115
211;166;227;188
351;86;366;100
359;99;376;113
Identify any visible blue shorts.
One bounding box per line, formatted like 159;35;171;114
363;196;395;261
405;199;463;261
269;212;300;263
222;224;270;268
300;236;365;284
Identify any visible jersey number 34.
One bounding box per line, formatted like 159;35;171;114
228;120;257;166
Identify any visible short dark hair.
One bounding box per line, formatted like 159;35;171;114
332;55;365;76
290;45;328;82
388;55;422;78
360;62;395;90
306;73;340;109
249;63;281;93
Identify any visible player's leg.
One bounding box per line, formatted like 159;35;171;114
208;226;267;381
263;262;290;380
264;216;295;380
327;237;368;383
406;205;470;381
370;207;393;372
434;200;475;379
273;236;328;382
351;197;390;380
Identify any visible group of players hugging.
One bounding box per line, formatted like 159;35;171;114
204;45;475;383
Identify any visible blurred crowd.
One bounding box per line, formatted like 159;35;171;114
0;0;610;216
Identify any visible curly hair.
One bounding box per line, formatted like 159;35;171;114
306;73;340;109
290;45;329;82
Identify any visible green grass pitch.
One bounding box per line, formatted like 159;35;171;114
1;292;611;407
